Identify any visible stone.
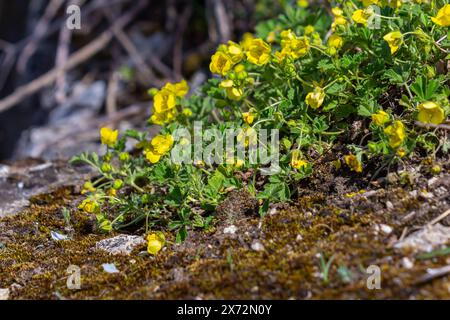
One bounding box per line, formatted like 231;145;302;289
95;235;146;255
0;288;10;300
394;224;450;253
251;240;265;252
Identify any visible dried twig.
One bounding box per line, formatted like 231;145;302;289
0;0;148;114
106;71;119;115
16;0;67;73
415;121;450;131
173;5;193;80
427;209;450;227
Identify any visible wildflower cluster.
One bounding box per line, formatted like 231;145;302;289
72;0;449;247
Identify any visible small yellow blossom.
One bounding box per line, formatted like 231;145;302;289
266;31;276;43
242;112;255;125
371;110;389;126
332;16;348;31
162;80;190;97
297;0;308;7
246;39;271;65
182;108;193;117
119;152;130;162
417;101;445;124
383;31;403;54
226;41;244;64
101;163;112;173
384;120;406;148
226;87;244;101
362;0;381;6
344;154;363;173
397;148;406;158
100;127;118;147
305;87;325;109
210;51;233;75
431;4;450;27
291;150;308;170
147;233;165;255
81;181;96;195
352;9;371;26
144;134;174;164
332;7;344;17
240;32;255;51
78;199;100;214
237;127;257;147
153;91;176;114
304;25;315;35
328;34;344;49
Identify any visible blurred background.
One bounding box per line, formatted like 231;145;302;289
0;0;281;161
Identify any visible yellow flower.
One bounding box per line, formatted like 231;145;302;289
362;0;380;6
153;91;176;114
210;51;233;75
291;150;308;170
281;29;296;40
305;87;325;109
332;16;348;31
384;120;406;148
388;0;402;9
417;101;445;124
397;148;406;158
246;39;271;66
344;154;363;173
226;41;244;64
371;110;389;126
182;108;193;117
297;0;308;7
162;80;190;97
266;31;276;43
81;181;96;195
240;32;255;51
332;7;344;17
383;31;403;54
242;112;255;125
328;34;344;49
147;233;165;255
100;127;118;147
78;199;100;214
431;4;450;27
226;87;244;101
237;127;257;147
144;134;174;164
352;9;370;26
304;25;315;35
150;109;177;125
151;134;174;155
289;37;310;58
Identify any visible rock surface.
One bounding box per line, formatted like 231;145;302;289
95;235;146;255
0;159;94;217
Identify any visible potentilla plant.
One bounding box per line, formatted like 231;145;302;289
72;0;450;250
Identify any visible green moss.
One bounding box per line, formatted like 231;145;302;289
1;180;450;299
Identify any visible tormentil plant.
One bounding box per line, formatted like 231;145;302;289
71;0;450;250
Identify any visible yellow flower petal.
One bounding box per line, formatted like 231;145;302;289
417;101;445;125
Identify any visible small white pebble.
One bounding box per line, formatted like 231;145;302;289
224;225;237;234
251;240;265;252
0;288;9;300
296;234;303;242
402;257;414;269
386;201;394;210
380;224;393;235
